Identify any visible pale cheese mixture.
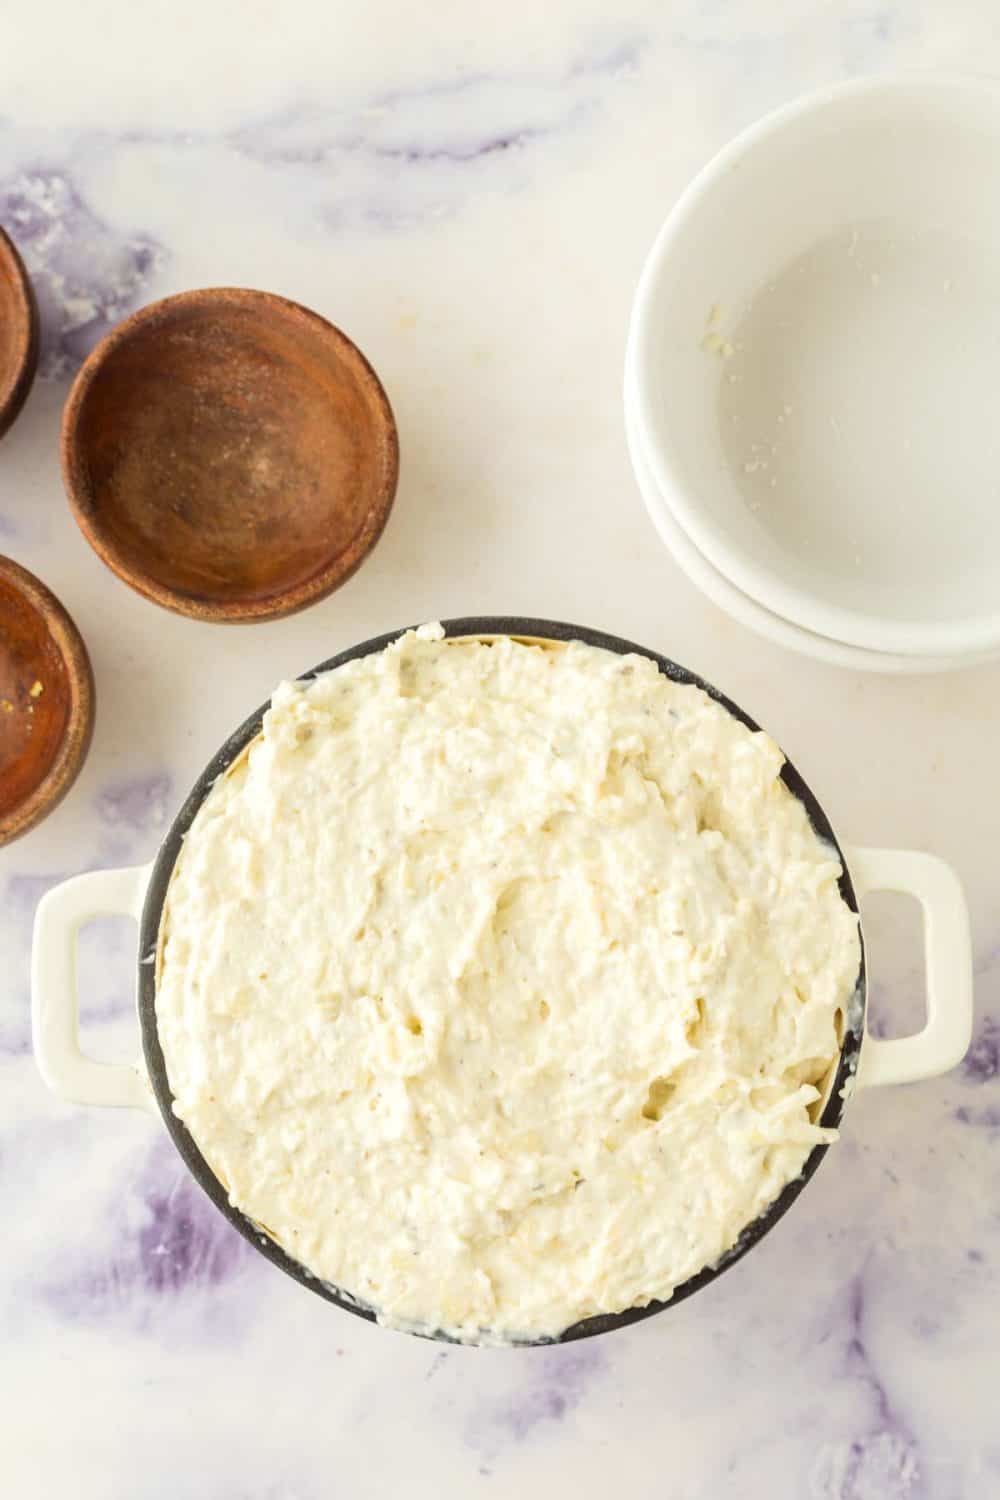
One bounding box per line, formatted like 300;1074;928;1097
157;627;860;1341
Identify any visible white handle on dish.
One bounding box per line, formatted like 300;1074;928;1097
32;863;157;1112
848;845;973;1089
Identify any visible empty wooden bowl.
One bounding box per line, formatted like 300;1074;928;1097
0;557;94;844
61;289;399;622
0;227;39;440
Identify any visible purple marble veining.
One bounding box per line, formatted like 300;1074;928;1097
0;168;165;378
566;34;644;78
135;1169;246;1295
954;1104;1000;1131
865;1000;892;1042
234;114;553;175
815;1274;923;1499
371;129;545;165
233;109;549;171
95;771;172;837
962;1017;999;1084
468;1342;608;1455
4;869;63;916
47;1143;253;1321
233;43;640;179
863;973;928;1044
812;1432;922;1500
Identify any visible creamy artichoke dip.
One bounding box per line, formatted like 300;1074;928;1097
157;626;860;1341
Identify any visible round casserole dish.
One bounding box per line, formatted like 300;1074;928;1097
31;619;974;1344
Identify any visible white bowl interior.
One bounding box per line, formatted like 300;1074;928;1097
624;383;996;675
634;78;1000;654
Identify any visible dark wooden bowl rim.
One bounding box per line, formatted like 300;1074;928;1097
60;287;398;623
0;557;94;845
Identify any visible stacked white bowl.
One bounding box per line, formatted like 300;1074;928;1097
625;75;1000;673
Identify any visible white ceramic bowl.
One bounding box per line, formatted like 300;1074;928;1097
624;387;997;674
627;75;1000;660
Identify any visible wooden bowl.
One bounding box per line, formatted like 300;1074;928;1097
0;227;40;440
61;288;399;622
0;557;95;845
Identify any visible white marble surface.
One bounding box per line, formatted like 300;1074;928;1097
3;3;1000;1495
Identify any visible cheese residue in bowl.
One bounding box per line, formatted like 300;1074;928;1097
156;626;860;1341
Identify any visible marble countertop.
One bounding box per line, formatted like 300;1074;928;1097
3;4;1000;1496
